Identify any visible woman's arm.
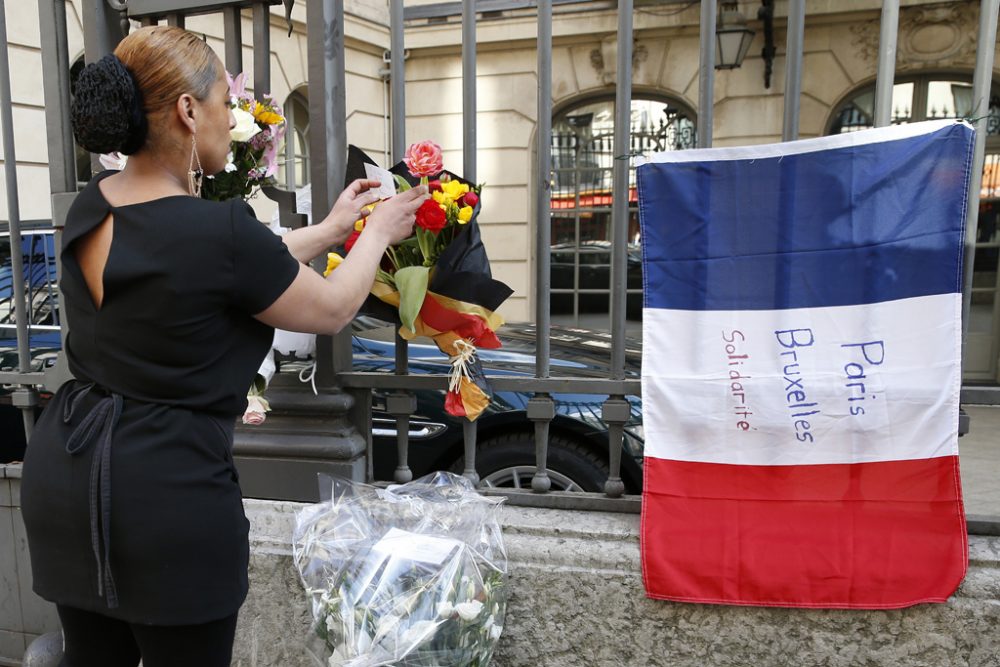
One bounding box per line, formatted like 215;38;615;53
254;185;428;334
280;179;382;263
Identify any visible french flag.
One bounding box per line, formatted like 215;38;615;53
637;120;973;609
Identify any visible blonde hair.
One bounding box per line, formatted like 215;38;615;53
116;26;222;145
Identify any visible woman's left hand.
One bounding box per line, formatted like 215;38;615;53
324;179;383;245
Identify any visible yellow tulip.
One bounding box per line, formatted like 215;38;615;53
323;252;344;277
432;191;450;205
441;180;469;200
458;206;473;223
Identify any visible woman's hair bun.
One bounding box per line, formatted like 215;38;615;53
70;54;148;156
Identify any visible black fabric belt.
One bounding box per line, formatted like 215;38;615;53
63;381;123;609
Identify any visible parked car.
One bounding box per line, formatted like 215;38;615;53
550;240;644;320
344;315;644;492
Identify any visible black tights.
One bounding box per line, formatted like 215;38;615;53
56;605;239;667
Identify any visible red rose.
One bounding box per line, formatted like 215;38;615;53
403;140;444;178
462;191;479;208
344;229;361;254
415;199;447;234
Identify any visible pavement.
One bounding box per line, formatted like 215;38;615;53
960;404;1000;517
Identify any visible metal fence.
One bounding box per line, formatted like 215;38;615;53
1;0;999;527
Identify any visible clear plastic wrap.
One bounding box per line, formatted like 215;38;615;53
293;472;508;667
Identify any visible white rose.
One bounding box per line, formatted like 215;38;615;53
489;624;502;641
454;600;483;622
399;620;437;648
436;601;455;618
230;107;262;142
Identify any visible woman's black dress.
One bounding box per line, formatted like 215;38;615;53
20;170;300;625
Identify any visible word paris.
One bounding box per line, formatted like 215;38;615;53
723;328;884;442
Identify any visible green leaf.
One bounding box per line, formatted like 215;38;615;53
393;174;412;192
394;266;430;332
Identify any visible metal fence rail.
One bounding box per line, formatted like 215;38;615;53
1;0;998;533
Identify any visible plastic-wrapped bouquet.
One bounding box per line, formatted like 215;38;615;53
293;472;508;667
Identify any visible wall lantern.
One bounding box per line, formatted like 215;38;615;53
714;3;755;70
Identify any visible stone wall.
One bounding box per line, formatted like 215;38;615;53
4;473;999;667
239;499;1000;667
0;465;58;667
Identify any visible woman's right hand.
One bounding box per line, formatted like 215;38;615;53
364;185;430;246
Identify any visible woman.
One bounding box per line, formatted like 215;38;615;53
19;25;427;667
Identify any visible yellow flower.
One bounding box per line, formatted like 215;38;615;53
354;219;365;232
432;190;450;206
323;252;344;277
441;180;469;201
253;101;285;126
458;206;473;223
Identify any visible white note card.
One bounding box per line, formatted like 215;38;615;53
364;163;399;199
371;528;462;566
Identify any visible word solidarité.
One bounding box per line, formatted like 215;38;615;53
722;330;754;432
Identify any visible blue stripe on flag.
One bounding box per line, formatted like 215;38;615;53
638;122;974;311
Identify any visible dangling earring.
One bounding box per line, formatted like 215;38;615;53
188;134;204;197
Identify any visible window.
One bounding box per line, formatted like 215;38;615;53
280;89;310;188
827;76;1000;135
549;97;696;329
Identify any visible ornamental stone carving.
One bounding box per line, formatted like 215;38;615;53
590;35;648;86
848;3;977;70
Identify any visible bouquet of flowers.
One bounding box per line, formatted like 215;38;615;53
203;71;286;201
293;472;508;667
326;143;513;421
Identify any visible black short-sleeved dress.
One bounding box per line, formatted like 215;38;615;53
20;170;300;625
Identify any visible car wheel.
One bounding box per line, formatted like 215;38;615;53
453;432;610;492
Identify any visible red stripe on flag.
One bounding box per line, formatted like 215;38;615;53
641;456;967;609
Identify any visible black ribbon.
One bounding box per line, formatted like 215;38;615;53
63;382;123;609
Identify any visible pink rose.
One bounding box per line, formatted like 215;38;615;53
242;410;265;426
403;140;444;178
242;395;269;425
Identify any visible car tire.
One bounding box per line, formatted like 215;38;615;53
453;432;610;492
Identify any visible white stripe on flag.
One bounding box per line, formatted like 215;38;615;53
641;293;960;466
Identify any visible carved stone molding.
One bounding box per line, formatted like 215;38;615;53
898;4;977;67
848;3;978;70
849;20;879;64
590;35;648;86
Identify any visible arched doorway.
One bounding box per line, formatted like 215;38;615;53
549;96;696;330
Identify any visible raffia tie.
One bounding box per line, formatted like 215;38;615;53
448;339;477;394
